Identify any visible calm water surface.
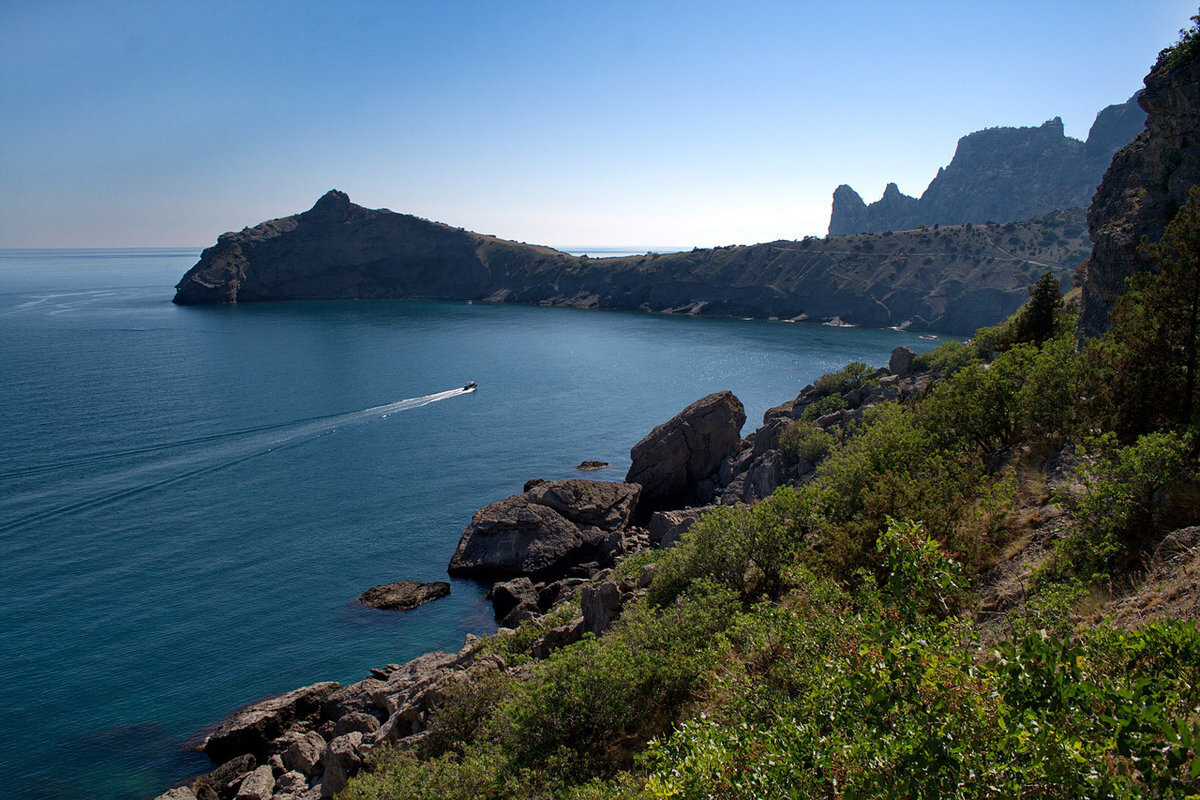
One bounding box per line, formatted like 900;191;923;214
0;249;942;799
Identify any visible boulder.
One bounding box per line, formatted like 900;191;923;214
233;765;274;800
320;732;368;798
448;480;640;580
320;678;387;722
358;580;450;610
576;460;610;470
581;581;623;635
202;682;340;763
648;507;711;548
280;730;326;777
192;754;255;800
530;617;584;659
489;577;539;621
889;345;916;376
274;772;309;796
626;392;746;512
332;711;381;739
155;788;197;800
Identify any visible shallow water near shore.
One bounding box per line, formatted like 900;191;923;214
0;249;941;800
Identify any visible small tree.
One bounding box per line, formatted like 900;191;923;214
1090;185;1200;438
1015;271;1063;346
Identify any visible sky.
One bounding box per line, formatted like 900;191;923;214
1;1;1197;250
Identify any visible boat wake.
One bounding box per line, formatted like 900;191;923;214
0;387;473;534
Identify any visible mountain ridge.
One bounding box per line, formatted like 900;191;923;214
828;95;1146;236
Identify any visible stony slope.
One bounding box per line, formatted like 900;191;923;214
175;194;1089;335
828;95;1146;236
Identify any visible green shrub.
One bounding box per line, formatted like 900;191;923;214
650;488;820;605
811;361;877;397
799;392;848;421
777;419;836;464
1049;431;1193;580
910;339;977;377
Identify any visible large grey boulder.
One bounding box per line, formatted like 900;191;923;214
448;480;640;580
202;682;341;763
889;346;916;376
626;391;746;512
581;581;623;635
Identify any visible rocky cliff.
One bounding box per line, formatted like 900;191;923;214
1078;53;1200;336
176;193;1091;335
828;95;1146;236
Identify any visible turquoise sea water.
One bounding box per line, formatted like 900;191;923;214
0;249;941;800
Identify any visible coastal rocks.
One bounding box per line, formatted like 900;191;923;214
489;577;540;625
320;733;368;798
581;581;623;635
1080;55;1200;336
889;345;916;376
358;580;450;610
648;507;710;548
448;479;640;580
279;730;326;776
576;460;610;470
627;391;746;512
234;765;275;800
202;682;341;763
156;788;198;800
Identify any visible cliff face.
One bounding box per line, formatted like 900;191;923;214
829;96;1146;236
176;193;1090;335
1079;57;1200;336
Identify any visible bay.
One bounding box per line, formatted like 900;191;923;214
0;249;941;799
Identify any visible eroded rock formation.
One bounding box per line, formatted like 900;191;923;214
829;95;1146;236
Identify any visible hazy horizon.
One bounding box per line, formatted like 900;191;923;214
2;1;1195;249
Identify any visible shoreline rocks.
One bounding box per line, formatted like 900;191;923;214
447;479;640;580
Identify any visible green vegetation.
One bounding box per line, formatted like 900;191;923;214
343;194;1200;799
1157;13;1200;71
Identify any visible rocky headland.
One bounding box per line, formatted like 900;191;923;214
174;193;1089;335
828;94;1146;236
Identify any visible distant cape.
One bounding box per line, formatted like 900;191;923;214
173;191;1090;335
828;94;1146;235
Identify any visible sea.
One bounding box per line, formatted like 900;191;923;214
0;248;942;800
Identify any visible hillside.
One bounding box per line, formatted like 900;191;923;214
828;94;1146;236
175;197;1089;335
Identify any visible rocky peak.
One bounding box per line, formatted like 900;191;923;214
828;99;1146;236
306;189;353;219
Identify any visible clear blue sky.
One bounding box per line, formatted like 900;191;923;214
1;1;1195;249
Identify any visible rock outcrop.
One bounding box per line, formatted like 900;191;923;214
626;391;746;513
1079;55;1200;336
174;192;1091;335
358;580;450;610
829;95;1146;236
202;682;341;764
447;479;640;580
